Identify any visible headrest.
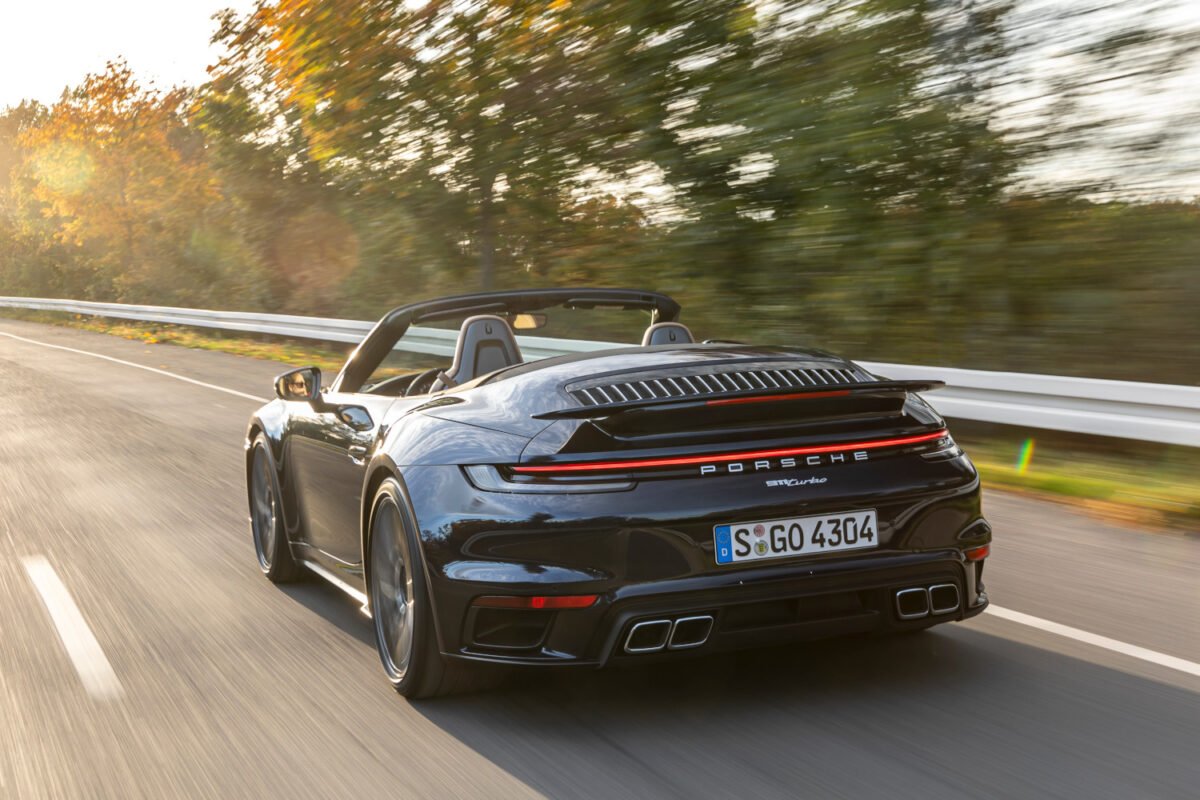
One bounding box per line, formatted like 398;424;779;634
641;322;695;347
441;314;523;386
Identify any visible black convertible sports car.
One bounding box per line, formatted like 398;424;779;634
245;288;991;697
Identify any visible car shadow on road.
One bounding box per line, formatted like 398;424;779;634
272;577;1200;799
407;626;1200;799
276;578;376;648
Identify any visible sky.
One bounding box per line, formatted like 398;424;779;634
0;1;254;109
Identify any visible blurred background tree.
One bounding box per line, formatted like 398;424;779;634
0;0;1196;383
4;63;268;306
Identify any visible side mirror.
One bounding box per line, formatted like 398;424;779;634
275;366;322;403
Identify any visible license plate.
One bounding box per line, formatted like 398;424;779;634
714;509;878;565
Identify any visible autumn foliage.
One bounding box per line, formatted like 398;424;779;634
0;1;1197;383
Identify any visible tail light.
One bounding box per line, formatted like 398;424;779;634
509;429;950;476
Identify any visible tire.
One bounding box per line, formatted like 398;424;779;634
368;478;485;698
249;434;302;583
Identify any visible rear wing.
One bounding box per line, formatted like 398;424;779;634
533;379;944;420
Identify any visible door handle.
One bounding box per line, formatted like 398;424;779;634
348;445;368;464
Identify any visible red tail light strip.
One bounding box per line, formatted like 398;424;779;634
511;429;950;474
705;390;850;406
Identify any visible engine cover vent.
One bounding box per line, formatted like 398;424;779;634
569;366;875;407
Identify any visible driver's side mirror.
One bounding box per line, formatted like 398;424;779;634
275;366;322;404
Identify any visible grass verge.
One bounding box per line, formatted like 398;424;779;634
956;429;1198;533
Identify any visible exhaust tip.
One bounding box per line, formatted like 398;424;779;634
668;615;714;650
929;584;960;615
896;587;930;620
624;619;672;653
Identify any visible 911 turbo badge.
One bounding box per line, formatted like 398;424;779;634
764;476;828;488
245;287;989;698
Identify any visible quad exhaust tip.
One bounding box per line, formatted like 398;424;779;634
624;620;672;653
895;584;961;620
929;583;960;615
895;588;930;620
669;615;714;650
624;615;714;654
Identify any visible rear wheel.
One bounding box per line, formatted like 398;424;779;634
368;478;487;698
249;435;301;583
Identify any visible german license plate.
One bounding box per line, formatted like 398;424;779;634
714;509;878;565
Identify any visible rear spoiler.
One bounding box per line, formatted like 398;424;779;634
533;379;944;420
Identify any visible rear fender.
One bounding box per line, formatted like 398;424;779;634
360;461;458;656
382;411;532;465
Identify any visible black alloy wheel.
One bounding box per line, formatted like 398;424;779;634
370;492;417;682
249;434;301;582
368;478;488;698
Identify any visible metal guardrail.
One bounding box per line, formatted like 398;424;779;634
857;362;1200;448
0;296;604;362
2;296;1198;447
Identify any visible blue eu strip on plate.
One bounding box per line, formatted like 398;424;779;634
714;525;733;564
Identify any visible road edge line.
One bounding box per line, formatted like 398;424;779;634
987;604;1200;678
0;330;264;401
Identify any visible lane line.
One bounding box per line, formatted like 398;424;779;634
7;326;1199;680
21;555;124;700
0;330;264;401
987;604;1200;678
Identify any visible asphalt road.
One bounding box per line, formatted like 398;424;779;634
1;317;1197;799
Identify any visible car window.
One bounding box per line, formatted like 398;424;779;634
360;348;450;395
528;306;653;344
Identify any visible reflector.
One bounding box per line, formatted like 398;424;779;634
965;544;991;561
472;594;599;609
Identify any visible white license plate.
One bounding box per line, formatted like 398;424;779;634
714;509;878;565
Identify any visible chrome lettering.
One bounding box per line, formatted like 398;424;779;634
765;476;828;488
699;450;871;475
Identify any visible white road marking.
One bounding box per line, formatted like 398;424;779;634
21;555;124;700
987;604;1200;678
6;325;1199;681
0;330;264;401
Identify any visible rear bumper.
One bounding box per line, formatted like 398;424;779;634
444;549;987;668
398;459;989;668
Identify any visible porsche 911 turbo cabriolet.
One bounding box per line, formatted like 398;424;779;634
245;288;991;697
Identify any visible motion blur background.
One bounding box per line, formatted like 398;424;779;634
0;0;1197;382
0;8;1197;795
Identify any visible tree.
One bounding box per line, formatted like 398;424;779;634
15;62;262;304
